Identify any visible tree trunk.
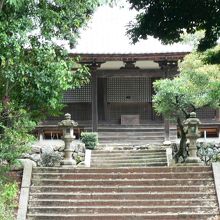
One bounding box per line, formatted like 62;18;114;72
174;117;188;163
0;96;10;136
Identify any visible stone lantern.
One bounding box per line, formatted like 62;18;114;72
184;112;201;163
58;113;78;167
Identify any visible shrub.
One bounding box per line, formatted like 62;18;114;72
197;142;220;165
41;151;62;167
81;132;98;150
0;104;35;170
0;182;18;220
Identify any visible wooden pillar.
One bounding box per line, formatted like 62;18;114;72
103;78;108;121
156;60;178;141
91;71;98;132
216;109;220;121
164;119;170;141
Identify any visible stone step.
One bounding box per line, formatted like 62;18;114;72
29;192;217;200
92;152;166;159
27;212;219;220
91;149;166;154
91;157;167;163
91;156;166;160
31;172;214;180
31;178;214;187
28;206;218;215
98;132;177;136
98;124;176;127
30;185;215;193
97;141;175;146
91;162;168;167
98;133;177;138
98;139;175;144
98;143;163;147
90;161;167;167
97;127;176;132
32;166;212;174
98;140;176;145
28;198;217;207
91;154;166;159
98;136;166;141
27;165;219;220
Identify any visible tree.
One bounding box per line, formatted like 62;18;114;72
0;0;106;119
153;46;220;162
0;0;108;169
127;0;220;51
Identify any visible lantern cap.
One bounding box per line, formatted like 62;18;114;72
58;113;78;127
190;112;197;118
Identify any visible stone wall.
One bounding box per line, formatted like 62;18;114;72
22;140;85;167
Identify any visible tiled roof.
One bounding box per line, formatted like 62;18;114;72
70;3;192;54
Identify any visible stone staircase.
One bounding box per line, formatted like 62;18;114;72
27;165;220;219
96;124;177;145
91;148;168;167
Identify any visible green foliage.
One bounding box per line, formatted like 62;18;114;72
0;182;18;220
153;46;220;162
0;0;101;118
181;31;205;50
197;142;220;165
0;0;106;169
154;46;220;120
75;155;83;165
127;0;220;51
41;151;61;167
0;182;18;205
0;103;35;169
81;132;98;150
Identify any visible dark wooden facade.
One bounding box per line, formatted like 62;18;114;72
41;52;219;139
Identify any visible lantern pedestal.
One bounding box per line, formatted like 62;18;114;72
58;113;78;167
185;136;201;164
60;136;76;167
184;112;202;164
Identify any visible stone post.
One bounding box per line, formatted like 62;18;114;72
184;112;201;163
58;113;78;167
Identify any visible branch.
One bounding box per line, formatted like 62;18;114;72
0;0;4;12
175;95;189;118
8;81;18;94
181;108;189;118
190;104;196;112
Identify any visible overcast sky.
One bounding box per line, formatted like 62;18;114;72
71;2;192;54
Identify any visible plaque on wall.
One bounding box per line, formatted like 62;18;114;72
121;115;140;125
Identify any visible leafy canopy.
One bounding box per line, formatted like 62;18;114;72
153;46;220;161
0;0;105;118
153;46;220;120
127;0;220;51
0;0;107;170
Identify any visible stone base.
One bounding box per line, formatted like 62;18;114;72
162;141;172;148
185;156;201;163
60;159;76;167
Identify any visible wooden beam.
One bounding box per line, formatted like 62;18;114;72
70;52;188;63
96;69;164;78
91;72;98;132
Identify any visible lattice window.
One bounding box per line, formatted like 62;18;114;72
62;83;92;103
107;78;151;102
196;107;216;119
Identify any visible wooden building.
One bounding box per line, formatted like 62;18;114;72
38;52;220;142
37;4;220;142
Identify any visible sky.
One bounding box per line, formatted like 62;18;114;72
70;2;192;54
